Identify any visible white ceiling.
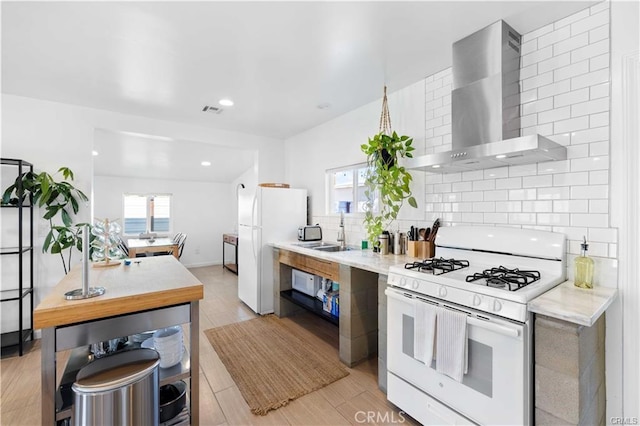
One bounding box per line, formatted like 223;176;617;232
93;129;255;183
2;1;594;141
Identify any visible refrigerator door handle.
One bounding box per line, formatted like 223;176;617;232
251;192;258;228
251;192;258;262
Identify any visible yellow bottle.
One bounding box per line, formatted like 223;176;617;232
574;236;594;289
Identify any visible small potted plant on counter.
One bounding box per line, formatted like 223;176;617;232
361;86;417;250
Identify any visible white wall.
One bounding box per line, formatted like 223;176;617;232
93;176;231;267
284;1;639;419
1;93;284;317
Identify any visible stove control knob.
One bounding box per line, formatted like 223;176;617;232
493;299;502;312
472;294;481;307
412;280;419;290
399;277;407;287
438;286;447;298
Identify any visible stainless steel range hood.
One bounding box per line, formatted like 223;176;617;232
406;20;566;173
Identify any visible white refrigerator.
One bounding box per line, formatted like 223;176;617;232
237;186;307;314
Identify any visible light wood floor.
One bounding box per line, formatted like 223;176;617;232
0;265;415;426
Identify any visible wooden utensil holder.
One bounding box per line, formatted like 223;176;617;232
407;241;435;259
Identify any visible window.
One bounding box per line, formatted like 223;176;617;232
123;194;172;235
326;164;378;215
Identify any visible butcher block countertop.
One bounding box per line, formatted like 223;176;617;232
34;256;204;329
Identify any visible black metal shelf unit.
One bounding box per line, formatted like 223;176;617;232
1;158;35;356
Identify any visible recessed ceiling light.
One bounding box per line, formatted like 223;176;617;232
496;154;507;159
201;161;211;166
92;150;99;156
219;99;234;107
432;165;440;169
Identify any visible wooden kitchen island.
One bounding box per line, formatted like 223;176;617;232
34;256;204;426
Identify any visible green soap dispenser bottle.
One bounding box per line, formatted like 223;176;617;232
574;236;594;289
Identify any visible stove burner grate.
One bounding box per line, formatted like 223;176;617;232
465;266;541;291
405;257;470;275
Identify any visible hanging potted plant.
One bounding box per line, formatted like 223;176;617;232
361;86;417;249
2;167;89;274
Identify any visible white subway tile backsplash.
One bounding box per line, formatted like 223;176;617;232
589;227;617;243
553;199;589;213
484;190;508;201
571;213;608;227
509;213;538;225
608;243;617;259
425;78;443;93
472;179;495;191
571;126;609;144
444;193;460;202
523;200;553;212
497;201;523;212
590;81;610;99
433;86;451;101
572;38;609;63
462;170;484;182
571;68;609;90
523;71;554;91
589;24;610;44
442;173;461;183
521;38;538;56
462;191;484;202
589;170;609;185
434;125;450;137
590;52;609;72
554;60;589;81
538;79;571;99
508;189;538;201
523;46;553;67
539;26;571;48
522;123;553;137
521;63;538;80
590;111;609;127
570;155;608;172
589;199;609;213
571;97;609;117
484;167;508;179
590;1;609;14
554;87;589;108
461;212;484;223
426;193;443;203
554;116;590;134
452;202;473;213
433;68;451;81
425;174;443;184
484;213;509;224
426;116;443;129
554;32;589;55
589;141;609;157
523;175;553;188
433;183;452;193
566;144;590;159
496;177;523;189
522;97;554;115
473;202;495;212
452;181;472;192
539;106;570;124
553;171;589;186
571;10;609;36
538;187;571;199
571;184;608;199
538;52;571;74
538;160;570;174
520;113;538;128
509;163;538;177
521;88;539;104
538;213;570;226
554;8;591;29
553;226;589;240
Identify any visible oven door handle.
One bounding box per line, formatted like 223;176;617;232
467;316;520;338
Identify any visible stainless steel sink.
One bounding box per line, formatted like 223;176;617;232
293;241;358;252
312;244;356;252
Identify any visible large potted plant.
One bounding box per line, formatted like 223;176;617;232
2;167;89;274
361;87;417;248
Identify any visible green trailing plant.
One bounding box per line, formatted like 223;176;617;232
2;167;89;274
361;130;417;248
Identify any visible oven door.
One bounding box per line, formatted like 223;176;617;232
386;287;530;426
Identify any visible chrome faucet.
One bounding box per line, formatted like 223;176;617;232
337;211;346;248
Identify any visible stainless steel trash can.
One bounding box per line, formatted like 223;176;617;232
72;348;160;426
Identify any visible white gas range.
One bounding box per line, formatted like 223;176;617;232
385;226;566;426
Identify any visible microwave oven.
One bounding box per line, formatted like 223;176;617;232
292;269;322;297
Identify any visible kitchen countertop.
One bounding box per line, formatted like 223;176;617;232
270;241;419;275
528;280;617;327
34;255;204;329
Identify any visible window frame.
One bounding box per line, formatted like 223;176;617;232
122;193;173;236
325;163;377;216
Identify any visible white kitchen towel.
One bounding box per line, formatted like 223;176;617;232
414;301;438;364
436;308;468;382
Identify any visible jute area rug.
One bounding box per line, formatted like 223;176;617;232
204;315;349;415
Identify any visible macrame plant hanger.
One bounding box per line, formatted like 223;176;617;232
378;86;392;135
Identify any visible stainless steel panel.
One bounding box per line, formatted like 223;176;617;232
452;21;502;89
56;304;191;351
452;75;502;148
